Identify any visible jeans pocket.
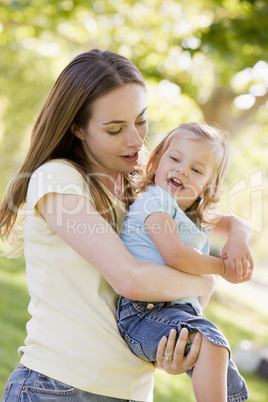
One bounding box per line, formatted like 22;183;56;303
118;323;150;362
25;374;77;396
126;335;151;362
2;382;12;402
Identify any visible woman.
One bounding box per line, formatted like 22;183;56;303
0;49;252;401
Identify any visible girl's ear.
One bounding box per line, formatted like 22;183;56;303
70;123;84;141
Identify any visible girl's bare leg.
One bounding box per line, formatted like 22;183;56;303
189;333;229;402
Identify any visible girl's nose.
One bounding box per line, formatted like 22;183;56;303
176;163;189;177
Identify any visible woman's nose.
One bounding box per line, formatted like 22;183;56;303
125;127;144;148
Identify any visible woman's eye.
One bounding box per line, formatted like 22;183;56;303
135;119;147;126
170;156;179;162
107;128;122;135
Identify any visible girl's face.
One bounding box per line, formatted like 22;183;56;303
81;83;148;189
154;132;215;211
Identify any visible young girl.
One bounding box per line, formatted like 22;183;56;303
0;49;252;402
117;122;252;402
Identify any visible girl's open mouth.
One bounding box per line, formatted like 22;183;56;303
168;177;185;191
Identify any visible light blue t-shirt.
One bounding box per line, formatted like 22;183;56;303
120;186;209;311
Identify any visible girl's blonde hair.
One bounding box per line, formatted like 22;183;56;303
0;49;146;244
138;122;230;228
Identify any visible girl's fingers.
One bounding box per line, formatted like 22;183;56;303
248;253;254;272
221;250;228;259
235;259;243;280
242;256;249;278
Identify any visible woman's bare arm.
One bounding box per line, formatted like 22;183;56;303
40;192;205;373
39;193;214;301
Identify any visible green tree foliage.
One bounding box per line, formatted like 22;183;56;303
1;0;267;143
0;0;267;261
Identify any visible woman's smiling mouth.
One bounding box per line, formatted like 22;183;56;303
121;151;139;162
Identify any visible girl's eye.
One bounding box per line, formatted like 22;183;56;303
192;167;202;174
107;128;122;135
170;156;179;162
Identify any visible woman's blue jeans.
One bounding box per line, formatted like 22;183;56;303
2;364;137;402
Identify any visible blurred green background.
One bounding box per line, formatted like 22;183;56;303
0;0;268;400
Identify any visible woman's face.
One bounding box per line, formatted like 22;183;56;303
81;83;148;186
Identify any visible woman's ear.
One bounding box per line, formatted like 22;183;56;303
70;123;84;141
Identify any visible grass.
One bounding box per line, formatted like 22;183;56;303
1;254;268;401
0;255;30;389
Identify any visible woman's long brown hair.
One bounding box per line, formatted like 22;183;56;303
0;49;146;241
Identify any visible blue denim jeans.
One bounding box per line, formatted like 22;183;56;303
117;297;249;402
2;364;137;402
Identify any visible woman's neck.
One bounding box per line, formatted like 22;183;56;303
99;173;124;201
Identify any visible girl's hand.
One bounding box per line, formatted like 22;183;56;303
213;215;254;281
221;237;254;280
220;258;252;284
154;328;201;374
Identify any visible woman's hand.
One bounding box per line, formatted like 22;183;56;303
154;328;201;374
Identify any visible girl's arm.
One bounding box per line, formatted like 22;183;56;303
39;193;214;301
212;215;254;280
145;212;252;284
145;212;225;275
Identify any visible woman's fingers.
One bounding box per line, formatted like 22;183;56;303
163;328;177;359
155;328;201;374
156;329;177;365
156;334;168;367
173;327;188;360
183;331;201;369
